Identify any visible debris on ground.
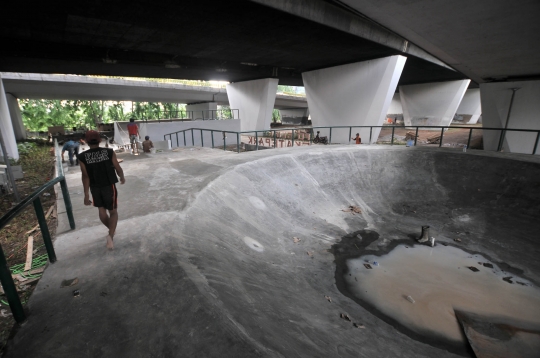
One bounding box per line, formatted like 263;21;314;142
467;266;480;272
454;238;462;242
61;277;79;288
0;310;12;318
406;295;415;304
306;251;314;258
427;134;441;144
363;263;372;269
372;261;379;267
353;323;365;329
24;236;34;271
341;205;362;214
503;276;513;284
340;313;351;321
100;291;108;297
325;295;332;303
482;263;493;268
72;290;80;298
293;237;301;243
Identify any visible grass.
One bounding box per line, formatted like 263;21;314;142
0;141;57;353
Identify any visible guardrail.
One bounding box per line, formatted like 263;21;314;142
0;139;75;323
140;109;239;121
164;125;540;155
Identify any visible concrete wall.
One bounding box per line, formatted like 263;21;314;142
303;55;406;144
481;80;540;154
186;102;218;120
115;119;241;149
6;94;26;140
400;80;470;128
0;76;19;160
226;79;278;131
280;108;309;125
455;88;481;124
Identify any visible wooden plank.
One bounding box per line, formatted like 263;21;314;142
24;236;34;271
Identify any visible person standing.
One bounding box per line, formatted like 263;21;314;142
127;118;139;154
61;139;82;166
352;133;361;144
78;131;125;250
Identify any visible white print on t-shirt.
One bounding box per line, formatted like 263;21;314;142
84;149;109;164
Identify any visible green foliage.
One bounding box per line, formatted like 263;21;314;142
16;142;37;156
272;109;281;123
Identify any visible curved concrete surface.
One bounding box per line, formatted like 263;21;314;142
5;145;540;357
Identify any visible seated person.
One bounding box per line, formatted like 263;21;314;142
142;136;154;153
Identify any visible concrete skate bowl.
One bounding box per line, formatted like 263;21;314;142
181;147;540;358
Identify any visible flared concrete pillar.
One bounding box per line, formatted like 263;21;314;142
400;80;470;128
226;78;278;131
386;93;403;122
6;94;26;140
0;75;19;160
302;55;406;144
480;80;540;155
456;89;481;124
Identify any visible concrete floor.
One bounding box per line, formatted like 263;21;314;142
4;145;540;357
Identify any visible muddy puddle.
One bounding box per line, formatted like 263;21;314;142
331;230;540;356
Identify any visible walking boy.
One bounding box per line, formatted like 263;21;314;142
78;131;125;249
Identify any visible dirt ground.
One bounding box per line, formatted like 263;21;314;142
377;125;484;149
0;142;57;353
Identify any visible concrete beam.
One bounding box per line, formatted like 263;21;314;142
400;80;470;128
303;55;406;144
0;75;19;160
226;79;279;131
6;94;26;140
481;80;540;155
280;108;309;125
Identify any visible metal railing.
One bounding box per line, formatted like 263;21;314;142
164;125;540;155
0;140;75;323
140;109;239;122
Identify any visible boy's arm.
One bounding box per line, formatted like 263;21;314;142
79;162;92;205
112;151;126;184
150;141;154;148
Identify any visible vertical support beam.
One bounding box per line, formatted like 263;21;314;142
191;129;194;146
467;128;473;149
183;131;186;146
211;130;215;148
348;127;352;144
200;130;204;147
391;126;395;145
176;133;179;147
0;75;19;160
414;127;419;146
369;127;373;144
33;197;57;263
60;179;75;230
439;127;444;147
236;133;240;153
273;130;277;148
255;132;259;151
291;129;294;147
329;128;332;144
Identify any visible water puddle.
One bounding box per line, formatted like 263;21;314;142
331;230;540;355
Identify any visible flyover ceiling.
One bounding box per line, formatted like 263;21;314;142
335;0;540;84
0;0;467;87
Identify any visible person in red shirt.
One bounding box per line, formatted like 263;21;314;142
352;133;362;144
127;118;139;154
78;130;125;250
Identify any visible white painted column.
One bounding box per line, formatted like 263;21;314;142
455;88;482;124
302;55;406;144
6;94;26;140
0;75;19;160
400;80;470;128
226;79;278;131
480;80;540;154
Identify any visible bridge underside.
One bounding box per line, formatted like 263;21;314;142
0;1;466;86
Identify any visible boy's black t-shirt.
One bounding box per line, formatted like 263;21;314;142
77;148;118;187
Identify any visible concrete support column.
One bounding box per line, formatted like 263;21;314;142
186;102;218;120
0;75;19;160
226;78;278;131
386;93;403;123
6;94;26;140
480;80;540;154
455;88;482;124
302;55;407;144
280;108;309;125
400;80;470;128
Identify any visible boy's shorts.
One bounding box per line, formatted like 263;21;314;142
130;134;137;144
90;184;118;210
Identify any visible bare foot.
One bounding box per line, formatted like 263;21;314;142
106;235;114;250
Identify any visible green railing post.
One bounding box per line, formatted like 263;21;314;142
237;133;240;153
200;130;204;147
291;129;294;147
255;132;259;151
211;130;215;148
183;131;186;146
532;131;540;155
273;130;277;148
223;132;227;151
176;133;179;147
191;129;195;146
467;128;473;149
348;127;352;144
0;245;25;323
414;127;419;146
33;196;57;263
439;127;444;148
60;179;75;230
329;128;332;144
369;127;372;144
391;126;395;145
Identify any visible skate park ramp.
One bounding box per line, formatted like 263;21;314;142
5;145;540;358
